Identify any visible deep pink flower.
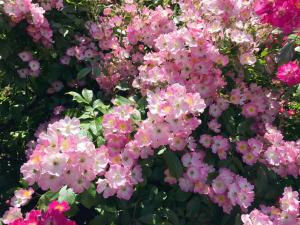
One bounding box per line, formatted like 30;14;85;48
47;201;70;213
277;61;300;86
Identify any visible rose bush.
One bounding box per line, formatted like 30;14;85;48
0;0;300;224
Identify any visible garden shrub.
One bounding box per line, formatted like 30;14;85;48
0;0;300;224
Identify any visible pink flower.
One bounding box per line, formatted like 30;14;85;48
182;153;192;167
277;61;300;86
248;138;263;156
199;134;212;148
186;166;201;181
51;81;64;92
211;136;230;159
18;51;33;62
53;105;65;116
208;119;221;133
103;7;112;16
130;165;143;184
239;52;256;65
241;209;273;225
16;0;32;13
96;178;116;198
209;104;222;118
164;169;177;184
242;152;257;165
116;184;133;200
280;187;299;215
255;0;300;34
17;68;30;78
178;176;194;192
149;122;170;148
60;55;71;65
169;134;187;151
134;130;152;147
212;177;226;194
10;188;34;208
30;5;45;27
28;60;40;71
236;141;249;154
48;201;70;213
105;165;128;189
242;187;300;225
242;103;258;118
40;208;76;225
1;207;22;224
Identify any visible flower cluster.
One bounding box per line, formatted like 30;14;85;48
135;27;227;98
138;83;206;151
2;201;76;225
96;105;144;200
236;138;264;165
177;151;214;194
102;104;137;150
210;168;254;213
38;0;63;11
263;124;300;178
20;117;103;193
126;5;175;47
176;0;260;65
255;0;300;34
242;187;300;224
4;0;53;47
230;81;280;124
276;61;300;86
2;0;300;221
17;51;40;78
62;5;175;93
199;134;230;160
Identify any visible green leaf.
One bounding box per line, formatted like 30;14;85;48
131;111;142;123
121;211;131;225
89;215;106;225
96;136;105;147
160;208;180;225
234;214;243;225
78;184;98;209
174;189;192;202
89;119;102;136
276;42;295;65
138;214;161;224
164;151;183;179
66;204;79;217
79;112;94;119
255;166;269;197
77;67;91;80
37;191;59;211
93;99;109;114
186;196;202;218
115;82;130;91
221;107;237;136
82;89;93;103
237;119;254;138
67;91;89;104
92;67;101;76
58;186;76;205
113;96;133;106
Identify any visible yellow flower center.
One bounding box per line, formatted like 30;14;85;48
54;205;66;212
22;190;32;198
